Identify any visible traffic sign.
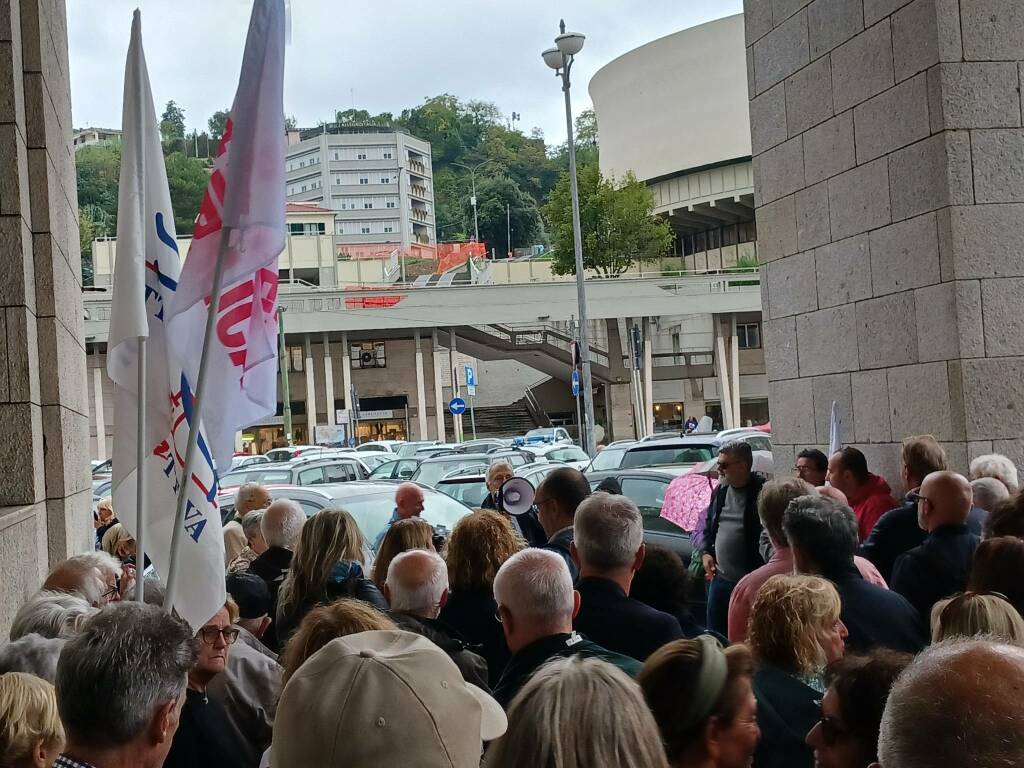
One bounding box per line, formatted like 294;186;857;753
465;365;476;396
449;397;467;415
571;370;580;397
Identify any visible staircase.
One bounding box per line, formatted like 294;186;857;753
444;397;539;439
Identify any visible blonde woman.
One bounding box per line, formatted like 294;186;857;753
931;591;1024;645
275;508;387;642
486;655;669;768
747;574;847;768
0;672;65;768
100;523;136;562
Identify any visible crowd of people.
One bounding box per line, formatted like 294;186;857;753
3;439;1024;767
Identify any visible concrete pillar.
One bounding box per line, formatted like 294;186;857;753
322;333;335;426
431;329;446;441
341;332;353;440
730;314;741;426
0;0;90;634
92;354;106;462
607;382;636;441
714;318;735;429
643;317;655;436
414;328;428;440
304;334;317;439
747;0;1024;482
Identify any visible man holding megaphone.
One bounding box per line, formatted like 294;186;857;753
481;462;547;547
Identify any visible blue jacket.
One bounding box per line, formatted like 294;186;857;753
891;524;980;620
830;565;927;654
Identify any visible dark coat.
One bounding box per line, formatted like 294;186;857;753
702;473;767;577
164;689;248;768
390;612;490;692
573;577;684;661
752;664;818;768
480;495;548;547
247;546;294;653
858;499;986;583
492;632;642;709
891;524;980;620
439;589;511;688
541;527;578;582
274;561;388;644
831;566;927;654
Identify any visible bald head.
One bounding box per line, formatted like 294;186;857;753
384;549;447;617
234;483;271;517
395;482;425;519
877;639;1024;768
260;499;305;549
918;471;972;531
493;549;578;652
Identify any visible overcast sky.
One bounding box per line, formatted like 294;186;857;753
68;1;741;145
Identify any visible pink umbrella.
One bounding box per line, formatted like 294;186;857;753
660;460;719;534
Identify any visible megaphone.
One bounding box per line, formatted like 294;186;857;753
499;477;535;516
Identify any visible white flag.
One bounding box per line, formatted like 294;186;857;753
829;400;842;456
107;10;225;631
165;0;286;472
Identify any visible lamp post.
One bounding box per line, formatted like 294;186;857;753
452;159;498;245
543;20;596;456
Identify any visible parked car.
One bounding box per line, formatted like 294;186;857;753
92;458;112;480
263;445;331;462
514;462;560;487
218;456;369;489
585;468;692;562
230;454;271;471
436;467;490;507
214;481;473;542
397;441;441;458
412;453;495;488
584;441;636;473
357;453;397;471
368;457;423;481
486;448;535;469
453;439;509;454
412;444;460;460
619;436;723;473
357;440;405;454
512;426;573;448
520;443;590;470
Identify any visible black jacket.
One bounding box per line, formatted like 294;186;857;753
391;612;490;692
573;577;684;661
247;546;294;653
274;561;388;643
830;566;927;654
752;664;818;768
541;527;579;581
858;499;986;583
439;589;511;688
891;524;980;620
481;495;549;547
492;632;642;709
702;473;767;577
164;689;247;768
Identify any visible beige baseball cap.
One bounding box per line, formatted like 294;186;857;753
272;629;507;767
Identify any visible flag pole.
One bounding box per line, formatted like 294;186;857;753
164;227;231;611
135;336;147;601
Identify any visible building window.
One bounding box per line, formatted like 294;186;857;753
380;176;390;184
351;341;386;369
737;323;761;349
333;152;339;160
359;177;369;185
361;226;371;234
383;151;392;159
384;225;394;233
386;201;396;209
364;202;373;209
300;184;307;192
289;222;326;235
357;152;367;160
288;346;304;372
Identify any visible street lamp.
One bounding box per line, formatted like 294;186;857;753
543;20;596;456
452;159;499;244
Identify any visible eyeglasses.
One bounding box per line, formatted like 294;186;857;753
198;626;241;645
494;605;505;624
813;700;852;746
907;490;931;504
101;577;121;602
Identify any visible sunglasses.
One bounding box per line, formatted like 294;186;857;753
198;626;241;645
813;700;852;746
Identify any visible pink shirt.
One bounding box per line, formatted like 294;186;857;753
727;547;888;643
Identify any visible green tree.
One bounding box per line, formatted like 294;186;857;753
163;152;209;235
208;108;229;140
544;166;672;276
75;142;122;230
79;207;97;286
160;100;186;141
284;114;297;131
468;175;541;255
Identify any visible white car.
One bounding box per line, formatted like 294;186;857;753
520;443;591;470
357;440;405;453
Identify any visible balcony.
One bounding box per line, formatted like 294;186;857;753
411;208;430;222
409;184;430;199
407;159;427;176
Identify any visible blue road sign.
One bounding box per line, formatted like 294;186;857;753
449;397;467;415
465;366;476;387
571;370;581;397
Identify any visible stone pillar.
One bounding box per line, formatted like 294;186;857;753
730;314;741;425
322;333;335;427
431;329;446;441
607;382;636;441
714;317;736;429
0;0;88;632
303;334;317;438
643;317;654;436
413;328;428;439
746;0;1024;482
341;331;353;440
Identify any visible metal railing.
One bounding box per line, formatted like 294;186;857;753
523;388;551;428
468;323;612;369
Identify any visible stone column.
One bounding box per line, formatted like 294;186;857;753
746;0;1024;481
643;317;655;436
730;314;741;425
413;328;428;439
431;329;446;440
92;362;106;462
714;317;736;429
322;332;335;426
341;332;353;440
304;334;317;439
0;0;88;633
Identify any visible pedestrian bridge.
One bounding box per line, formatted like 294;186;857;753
83;272;761;341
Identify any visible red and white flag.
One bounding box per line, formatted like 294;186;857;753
166;0;286;472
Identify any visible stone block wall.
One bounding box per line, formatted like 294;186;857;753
746;0;1024;488
0;0;88;634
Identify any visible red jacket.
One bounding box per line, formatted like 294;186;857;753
848;474;898;542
